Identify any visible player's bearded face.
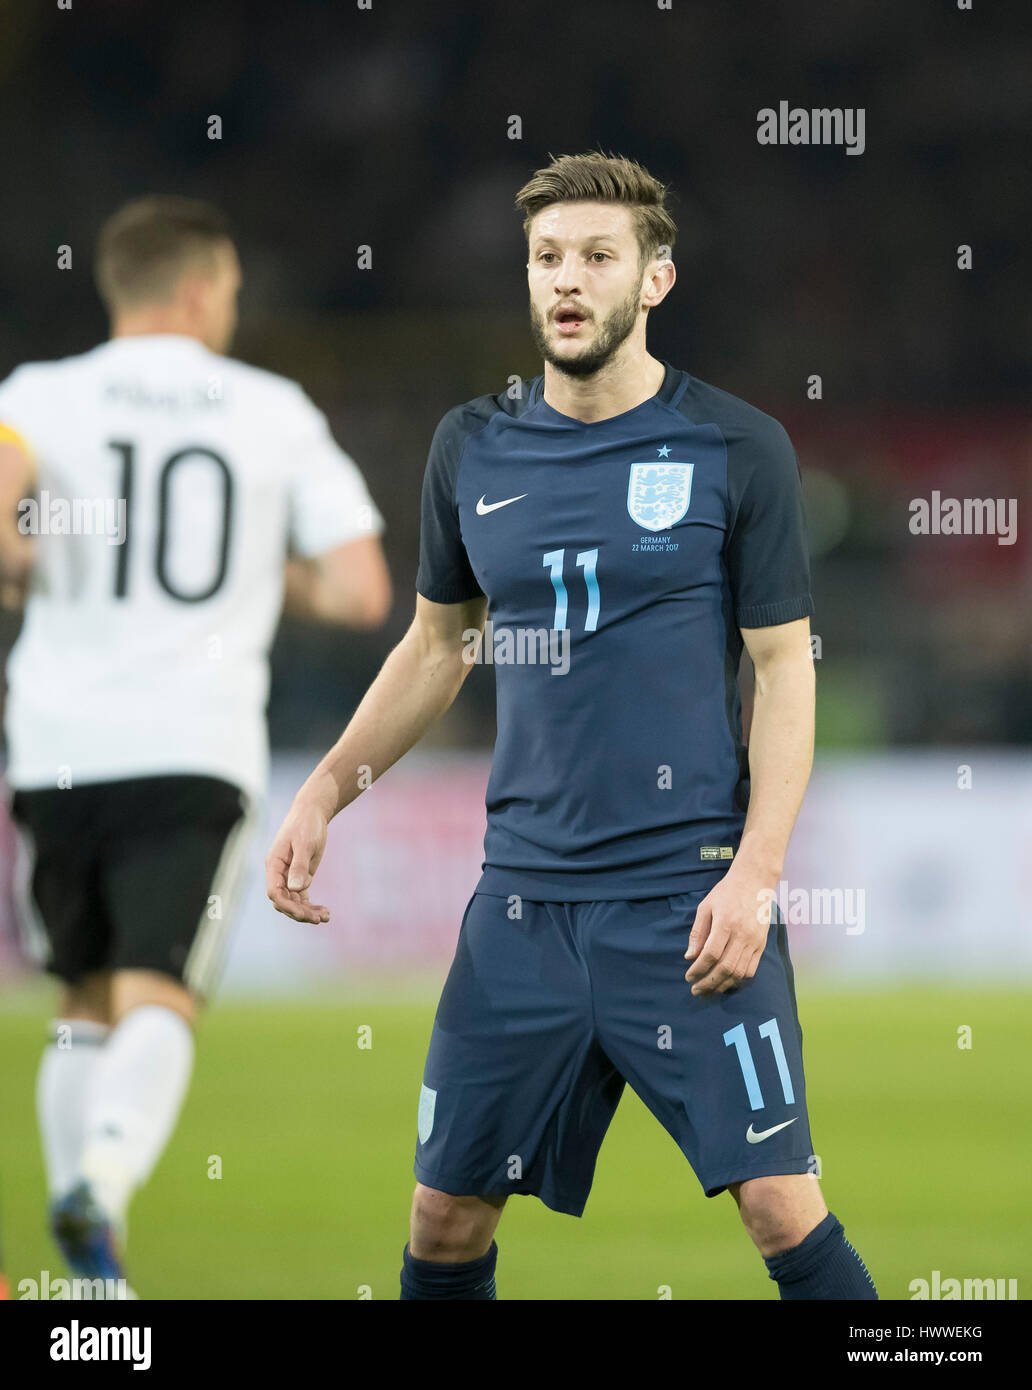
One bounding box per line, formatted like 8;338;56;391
529;277;643;378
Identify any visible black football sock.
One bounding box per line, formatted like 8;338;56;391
400;1240;498;1300
763;1211;878;1300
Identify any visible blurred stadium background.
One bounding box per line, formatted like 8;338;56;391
0;0;1029;1299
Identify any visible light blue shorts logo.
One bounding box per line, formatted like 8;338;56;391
417;1084;437;1145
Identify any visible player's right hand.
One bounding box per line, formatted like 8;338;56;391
265;799;331;923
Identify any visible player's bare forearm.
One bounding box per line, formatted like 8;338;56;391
735;617;815;881
282;557;332;621
266;593;486;921
302;608;480;818
685;617;814;995
282;536;392;628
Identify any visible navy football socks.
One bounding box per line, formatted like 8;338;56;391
400;1240;498;1300
764;1211;877;1299
399;1216;876;1300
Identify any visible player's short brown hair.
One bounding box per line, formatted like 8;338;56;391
94;196;233;310
515;152;677;268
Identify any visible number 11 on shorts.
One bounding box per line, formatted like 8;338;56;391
723;1018;796;1111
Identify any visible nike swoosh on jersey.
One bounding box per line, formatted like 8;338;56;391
476;493;528;515
745;1118;798;1144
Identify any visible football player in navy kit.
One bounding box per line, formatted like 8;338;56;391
267;153;877;1301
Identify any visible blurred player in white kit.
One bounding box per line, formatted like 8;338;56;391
0;196;391;1293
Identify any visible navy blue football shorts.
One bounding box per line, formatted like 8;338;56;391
413;881;815;1216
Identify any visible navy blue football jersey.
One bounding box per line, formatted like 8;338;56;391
415;361;813;900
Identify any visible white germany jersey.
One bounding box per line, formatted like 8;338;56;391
0;334;384;801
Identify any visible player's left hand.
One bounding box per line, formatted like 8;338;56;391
683;866;775;996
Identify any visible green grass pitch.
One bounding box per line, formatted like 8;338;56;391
1;984;1028;1300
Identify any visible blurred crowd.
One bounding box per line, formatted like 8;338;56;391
0;0;1027;750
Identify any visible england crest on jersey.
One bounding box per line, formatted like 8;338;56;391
626;462;694;531
417;1084;437;1144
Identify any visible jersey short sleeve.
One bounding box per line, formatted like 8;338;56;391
415;408;483;604
0;365;41;454
724;415;814;629
285;386;385;558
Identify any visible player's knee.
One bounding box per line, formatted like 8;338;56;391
735;1175;823;1257
410;1184;498;1261
111;969;197;1027
58;970;112;1024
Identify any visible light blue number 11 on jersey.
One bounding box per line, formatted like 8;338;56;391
543;547;600;631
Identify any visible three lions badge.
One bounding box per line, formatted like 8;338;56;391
626;462;694;531
417;1084;437;1144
